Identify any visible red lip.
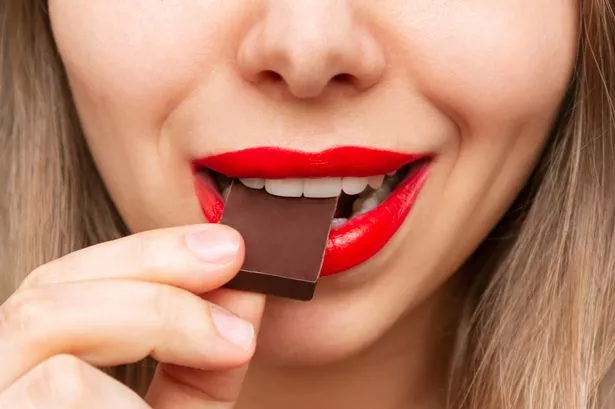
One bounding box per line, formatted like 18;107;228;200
193;147;430;277
321;166;427;275
193;147;422;178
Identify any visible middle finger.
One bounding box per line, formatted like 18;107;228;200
0;280;255;391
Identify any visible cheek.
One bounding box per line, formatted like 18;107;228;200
391;1;577;129
379;1;578;280
48;1;238;121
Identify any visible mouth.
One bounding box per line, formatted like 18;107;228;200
193;147;430;276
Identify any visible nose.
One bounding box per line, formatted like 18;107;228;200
237;1;386;99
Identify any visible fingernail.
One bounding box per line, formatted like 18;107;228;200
211;305;254;350
185;227;240;265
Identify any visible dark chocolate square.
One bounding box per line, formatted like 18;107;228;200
220;182;338;301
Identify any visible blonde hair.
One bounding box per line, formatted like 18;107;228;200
1;1;614;407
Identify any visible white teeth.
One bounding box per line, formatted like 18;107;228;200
239;178;265;189
374;184;392;202
351;174;395;216
331;218;348;229
353;195;381;215
342;177;369;195
368;175;384;190
358;196;380;214
387;171;396;176
239;174;388;198
265;179;303;197
303;177;342;198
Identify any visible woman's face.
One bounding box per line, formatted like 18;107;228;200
49;1;578;364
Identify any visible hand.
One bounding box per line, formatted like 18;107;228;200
0;224;265;408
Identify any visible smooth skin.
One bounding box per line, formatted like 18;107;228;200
0;225;263;408
1;0;578;408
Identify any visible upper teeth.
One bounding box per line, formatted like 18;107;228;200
238;175;387;198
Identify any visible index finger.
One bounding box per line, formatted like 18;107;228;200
20;224;244;294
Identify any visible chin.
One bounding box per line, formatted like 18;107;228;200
252;278;408;367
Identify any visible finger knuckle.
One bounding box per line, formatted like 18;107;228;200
131;232;175;274
21;255;76;289
0;288;54;339
30;355;90;408
20;263;53;289
149;284;181;331
148;285;213;343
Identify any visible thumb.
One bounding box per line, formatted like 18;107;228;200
145;289;266;409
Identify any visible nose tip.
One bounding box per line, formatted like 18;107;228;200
237;3;386;99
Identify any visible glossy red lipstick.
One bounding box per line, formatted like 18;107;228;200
322;166;427;275
193;147;417;178
193;147;430;276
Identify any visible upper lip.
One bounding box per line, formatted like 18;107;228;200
193;146;426;178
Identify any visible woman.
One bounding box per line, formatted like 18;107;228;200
0;1;613;408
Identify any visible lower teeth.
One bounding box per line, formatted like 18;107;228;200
340;164;412;224
350;182;392;217
331;218;349;228
330;181;393;229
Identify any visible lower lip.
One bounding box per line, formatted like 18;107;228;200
193;166;429;277
322;165;428;276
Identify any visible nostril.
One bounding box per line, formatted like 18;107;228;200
257;70;284;84
254;70;358;89
332;73;360;88
332;73;354;83
237;4;386;100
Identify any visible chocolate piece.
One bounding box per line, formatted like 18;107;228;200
220;181;338;301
